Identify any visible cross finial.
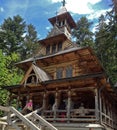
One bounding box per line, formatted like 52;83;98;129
62;0;66;7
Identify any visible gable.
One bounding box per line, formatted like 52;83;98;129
20;64;52;86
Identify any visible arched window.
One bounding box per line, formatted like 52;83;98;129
66;65;72;78
25;74;37;85
56;68;63;79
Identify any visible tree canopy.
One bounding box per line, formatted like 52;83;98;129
95;2;117;84
0;15;39;60
72;16;94;48
0;50;23;114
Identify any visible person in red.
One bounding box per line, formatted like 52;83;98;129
22;99;33;114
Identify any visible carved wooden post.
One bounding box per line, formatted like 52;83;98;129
67;87;71;122
42;91;46;116
95;88;99;121
104;99;107;122
102;95;106;122
53;88;58;122
99;93;102;123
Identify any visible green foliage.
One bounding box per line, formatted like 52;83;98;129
20;24;39;60
0;89;9;106
72;16;94;48
0;15;39;115
0;50;23;114
95;5;117;84
0;89;9;116
0;50;23;86
1;15;26;55
0;15;39;60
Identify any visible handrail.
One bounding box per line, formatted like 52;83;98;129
25;107;43;118
0;106;58;130
9;107;40;130
33;113;58;130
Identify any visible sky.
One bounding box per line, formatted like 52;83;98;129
0;0;112;39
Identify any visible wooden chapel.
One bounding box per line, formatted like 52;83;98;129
4;1;117;130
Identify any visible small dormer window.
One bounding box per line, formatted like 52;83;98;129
52;43;56;53
46;45;50;55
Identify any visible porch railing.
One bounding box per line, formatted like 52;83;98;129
100;112;117;130
43;109;96;123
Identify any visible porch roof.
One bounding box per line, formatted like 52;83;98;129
3;72;103;88
3;72;117;102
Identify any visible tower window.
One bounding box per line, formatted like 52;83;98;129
46;45;50;55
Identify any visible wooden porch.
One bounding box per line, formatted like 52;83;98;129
0;105;111;130
4;73;117;130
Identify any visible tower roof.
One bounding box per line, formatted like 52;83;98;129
48;1;76;29
48;11;76;29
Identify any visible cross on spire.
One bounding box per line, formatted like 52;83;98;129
61;0;66;7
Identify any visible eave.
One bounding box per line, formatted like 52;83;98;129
48;12;76;29
15;46;89;70
39;33;67;45
3;72;117;102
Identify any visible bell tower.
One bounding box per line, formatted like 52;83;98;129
39;0;76;56
48;0;76;39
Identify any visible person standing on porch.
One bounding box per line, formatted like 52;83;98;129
22;99;33;114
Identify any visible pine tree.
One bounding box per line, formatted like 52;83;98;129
1;15;26;55
95;15;108;67
0;15;40;60
20;24;39;60
95;2;117;84
72;16;94;47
